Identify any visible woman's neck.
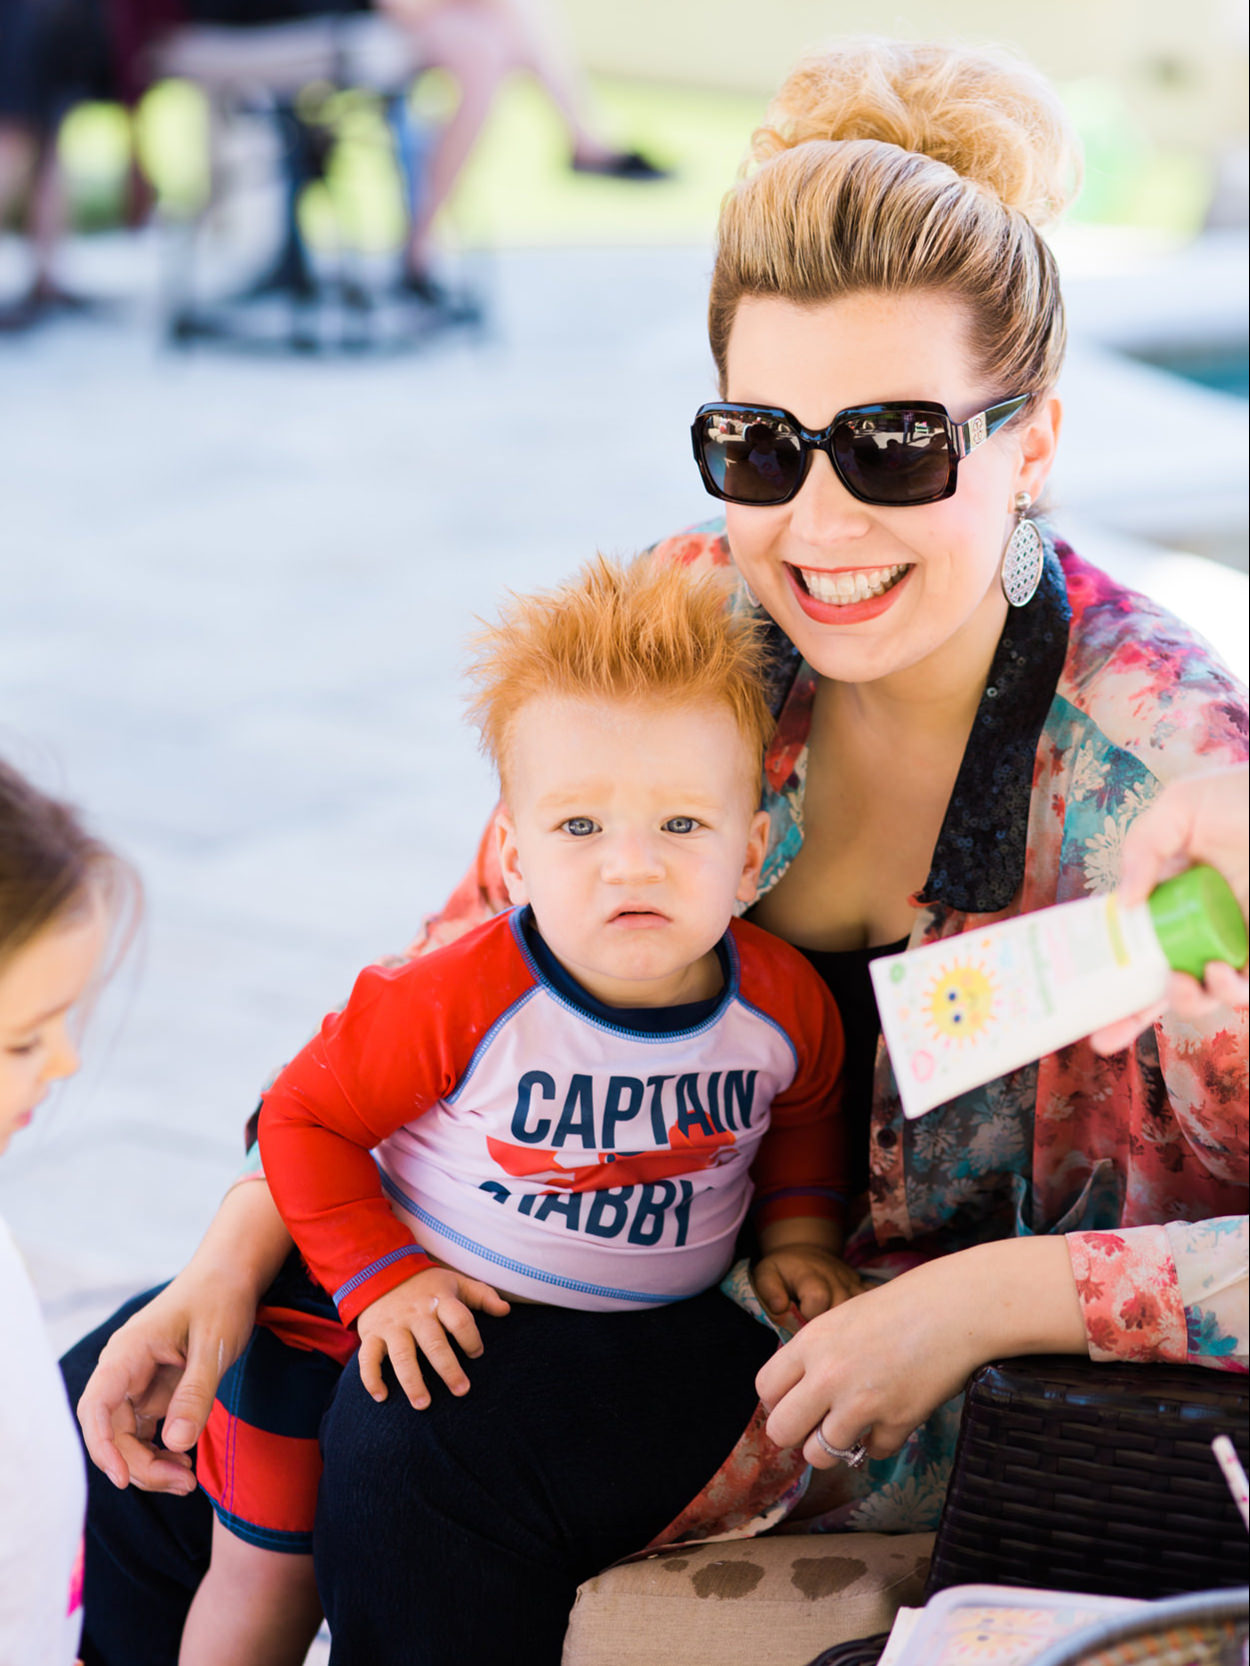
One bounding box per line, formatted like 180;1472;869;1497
830;582;1008;746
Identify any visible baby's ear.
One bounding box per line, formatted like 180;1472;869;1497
496;808;529;905
737;809;771;905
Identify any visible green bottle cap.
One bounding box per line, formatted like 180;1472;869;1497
1148;865;1249;981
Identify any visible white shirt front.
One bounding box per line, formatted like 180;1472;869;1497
0;1215;85;1666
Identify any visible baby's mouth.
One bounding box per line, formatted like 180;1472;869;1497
793;563;912;605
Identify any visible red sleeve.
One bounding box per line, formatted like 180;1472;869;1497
732;920;847;1228
259;914;534;1324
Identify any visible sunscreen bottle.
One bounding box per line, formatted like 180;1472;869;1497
870;866;1248;1121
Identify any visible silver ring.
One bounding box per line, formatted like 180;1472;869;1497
813;1427;868;1468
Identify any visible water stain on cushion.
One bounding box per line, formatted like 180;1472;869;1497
690;1560;766;1599
660;1558;690;1574
789;1556;868;1600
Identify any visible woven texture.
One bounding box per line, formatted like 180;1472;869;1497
927;1357;1249;1601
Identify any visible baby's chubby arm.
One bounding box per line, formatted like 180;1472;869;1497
357;1265;511;1408
752;1215;865;1322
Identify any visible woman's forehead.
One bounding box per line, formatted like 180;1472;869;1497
724;291;981;415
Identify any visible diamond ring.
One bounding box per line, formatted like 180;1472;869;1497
813;1427;868;1467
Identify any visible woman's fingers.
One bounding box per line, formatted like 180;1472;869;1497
1089;1002;1165;1055
1205;962;1249;1007
77;1352;150;1486
755;1334;810;1417
1090;962;1248;1053
161;1329;237;1453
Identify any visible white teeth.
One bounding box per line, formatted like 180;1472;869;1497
799;563;909;605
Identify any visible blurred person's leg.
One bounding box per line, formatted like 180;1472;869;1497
0;123;38;229
381;0;518;284
0;0;120;322
380;0;666;288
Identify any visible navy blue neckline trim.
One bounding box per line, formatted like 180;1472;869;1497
512;906;733;1036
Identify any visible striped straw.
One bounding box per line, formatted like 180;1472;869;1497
1211;1434;1249;1531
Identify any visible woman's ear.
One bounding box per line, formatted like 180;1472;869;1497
496;809;530;906
736;809;771;906
1014;395;1062;504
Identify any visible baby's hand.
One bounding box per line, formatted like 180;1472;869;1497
753;1245;865;1323
356;1267;511;1409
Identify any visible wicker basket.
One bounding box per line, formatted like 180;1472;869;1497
926;1356;1250;1601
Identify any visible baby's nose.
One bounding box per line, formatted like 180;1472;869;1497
601;833;664;882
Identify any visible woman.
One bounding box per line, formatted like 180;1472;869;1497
64;36;1247;1666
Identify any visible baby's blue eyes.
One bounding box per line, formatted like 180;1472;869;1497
559;817;701;836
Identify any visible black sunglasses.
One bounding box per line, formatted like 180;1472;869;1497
691;395;1030;508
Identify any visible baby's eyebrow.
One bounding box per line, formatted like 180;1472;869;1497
534;788;608;810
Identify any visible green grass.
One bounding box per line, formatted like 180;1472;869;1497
57;70;1214;250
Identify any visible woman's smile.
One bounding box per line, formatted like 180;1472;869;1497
787;561;914;623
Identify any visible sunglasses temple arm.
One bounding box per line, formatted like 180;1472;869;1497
955;395;1031;458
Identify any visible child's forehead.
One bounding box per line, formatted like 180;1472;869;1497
506;691;750;752
500;692;758;797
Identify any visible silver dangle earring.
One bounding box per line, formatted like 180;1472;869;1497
1000;491;1044;608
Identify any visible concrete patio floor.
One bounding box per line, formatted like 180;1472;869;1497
0;223;1245;1664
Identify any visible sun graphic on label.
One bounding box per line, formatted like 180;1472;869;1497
923;960;998;1045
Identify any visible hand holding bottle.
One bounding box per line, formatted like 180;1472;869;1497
1090;767;1249;1054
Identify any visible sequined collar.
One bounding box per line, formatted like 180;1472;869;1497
917;537;1070;911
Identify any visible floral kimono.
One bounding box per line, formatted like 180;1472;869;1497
409;525;1250;1539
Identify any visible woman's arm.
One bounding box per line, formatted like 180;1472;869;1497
76;1179;291;1492
756;1234;1085;1466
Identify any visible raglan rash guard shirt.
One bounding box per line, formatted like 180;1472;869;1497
260;908;847;1318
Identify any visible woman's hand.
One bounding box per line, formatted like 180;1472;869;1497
1091;766;1249;1054
357;1267;511;1409
76;1272;258;1493
752;1244;865;1322
756;1236;1087;1466
76;1177;292;1492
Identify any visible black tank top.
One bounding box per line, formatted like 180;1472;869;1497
795;936;909;1197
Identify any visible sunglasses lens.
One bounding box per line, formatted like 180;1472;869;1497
832;411;953;504
698;412;804;504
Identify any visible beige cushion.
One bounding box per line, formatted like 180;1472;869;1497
563;1532;933;1666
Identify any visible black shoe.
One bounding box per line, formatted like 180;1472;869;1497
397;267;483;325
0;281;103;332
570;148;672;182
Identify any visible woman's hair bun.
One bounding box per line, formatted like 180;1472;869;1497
751;37;1081;227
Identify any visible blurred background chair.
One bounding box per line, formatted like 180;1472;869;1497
151;12;484;353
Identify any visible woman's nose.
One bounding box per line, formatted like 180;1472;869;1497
788;449;874;546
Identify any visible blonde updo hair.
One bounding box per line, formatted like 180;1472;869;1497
709;38;1082;410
